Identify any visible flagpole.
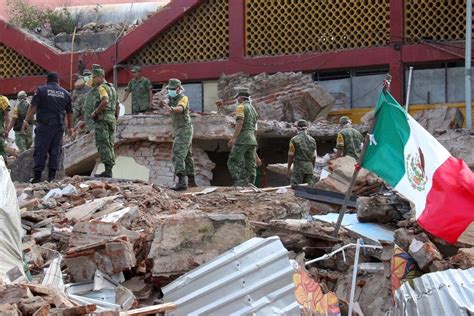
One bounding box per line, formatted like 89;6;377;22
332;74;392;237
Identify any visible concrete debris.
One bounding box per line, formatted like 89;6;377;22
217;72;335;122
6;153;474;314
148;211;254;282
408;234;443;271
315;156;385;197
411;107;464;135
437;129;474;167
357;192;413;224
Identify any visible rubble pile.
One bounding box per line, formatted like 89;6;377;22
2;153;474;314
216;72;335;122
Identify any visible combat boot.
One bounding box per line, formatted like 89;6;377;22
31;171;42;183
95;166;113;178
172;174;187;191
48;169;56;182
187;174;197;187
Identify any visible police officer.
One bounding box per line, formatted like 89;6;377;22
287;120;317;186
121;66;153;114
335;116;364;160
0;95;11;163
227;87;259;186
6;91;33;153
90;68;117;178
22;72;73;183
161;78;196;191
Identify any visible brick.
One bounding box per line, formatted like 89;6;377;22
408;236;443;271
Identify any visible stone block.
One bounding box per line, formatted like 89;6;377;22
147;211;254;281
65;237;136;282
408;236;443;271
450;248;474;269
18;296;48;316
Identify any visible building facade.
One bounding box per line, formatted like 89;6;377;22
0;0;472;122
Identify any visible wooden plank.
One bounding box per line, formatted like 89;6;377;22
119;303;176;315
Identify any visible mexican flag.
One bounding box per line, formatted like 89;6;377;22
363;91;474;244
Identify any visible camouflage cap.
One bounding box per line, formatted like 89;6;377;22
131;66;142;73
91;68;105;78
91;64;101;70
233;87;250;99
295;119;308;129
339;116;351;124
166;78;182;89
83;69;91;75
17;91;27;99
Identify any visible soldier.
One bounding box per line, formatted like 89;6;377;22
161;78;196;191
22;72;73;183
287;120;317;186
84;64;103;129
227;88;259;186
90;68;117;178
6;91;33;153
121;66;153;114
0;95;11;163
71;78;90;124
335;116;363;160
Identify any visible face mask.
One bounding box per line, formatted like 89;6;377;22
168;89;177;97
83;76;90;82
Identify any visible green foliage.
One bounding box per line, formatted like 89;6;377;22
6;0;77;35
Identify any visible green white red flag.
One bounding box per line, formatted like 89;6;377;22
362;91;474;243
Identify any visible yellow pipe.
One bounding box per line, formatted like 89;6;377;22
70;27;77;91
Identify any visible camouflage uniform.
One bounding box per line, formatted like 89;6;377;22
288;131;317;185
336;127;363;160
170;94;195;177
71;85;90;124
92;83;117;173
0;96;11;162
126;77;152;113
227;100;259;186
12;99;33;153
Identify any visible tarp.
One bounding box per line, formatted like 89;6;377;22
0;157;24;277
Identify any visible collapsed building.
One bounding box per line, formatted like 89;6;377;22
1;0;474;314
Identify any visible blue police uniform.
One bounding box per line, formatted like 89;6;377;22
31;81;72;178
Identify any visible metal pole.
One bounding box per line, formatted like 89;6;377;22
69;27;77;91
405;66;414;112
348;239;362;316
333;75;391;237
466;0;472;129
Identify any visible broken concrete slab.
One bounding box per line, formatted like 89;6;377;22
0;303;22;316
68;221;142;248
0;285;32;305
148;211;254;281
411;107;464;134
217;72;335;122
315;156;384;196
95;207;139;229
122;276;152;301
437;129;474;167
357;193;412;224
408;236;443;271
65;195;120;221
458;221;474;246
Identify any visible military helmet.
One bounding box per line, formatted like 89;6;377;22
166;78;182;89
339;116;351;125
83;69;91;76
17;91;27;99
91;64;101;70
91;68;105;78
131;66;142;73
233;87;250;99
295;119;308;129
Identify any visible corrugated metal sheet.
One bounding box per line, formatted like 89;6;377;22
162;237;299;316
394;268;474;316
